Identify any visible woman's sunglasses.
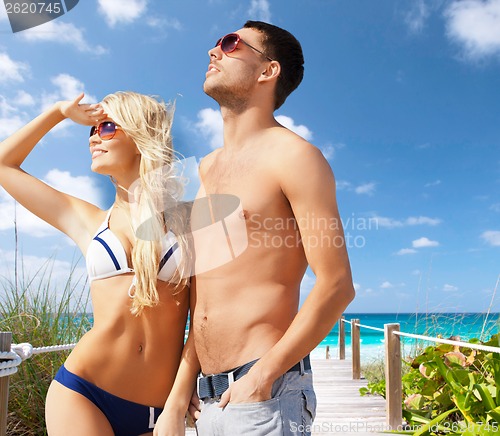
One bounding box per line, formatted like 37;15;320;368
90;121;122;141
215;33;273;62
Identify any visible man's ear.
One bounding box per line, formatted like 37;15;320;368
258;61;281;82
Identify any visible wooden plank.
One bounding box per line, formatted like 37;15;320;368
385;324;403;429
351;319;361;379
311;359;387;435
338;316;346;360
0;332;12;436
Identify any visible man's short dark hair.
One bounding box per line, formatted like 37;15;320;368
244;20;304;110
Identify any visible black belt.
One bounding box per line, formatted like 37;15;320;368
198;355;311;401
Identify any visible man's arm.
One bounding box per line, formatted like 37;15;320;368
219;137;355;405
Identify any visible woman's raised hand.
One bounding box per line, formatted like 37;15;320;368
59;93;107;126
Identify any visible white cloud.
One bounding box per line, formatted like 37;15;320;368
249;0;272;23
0;170;104;237
336;180;352;191
380;281;394;289
44;169;104;206
445;0;500;60
355;182;376;195
320;142;344;160
52;74;88;101
443;283;459;292
98;0;148;27
0;248;88;304
320;144;335;160
146;16;182;31
41;74;97;113
481;230;500;246
405;0;430;33
405;216;442;226
14;90;36;107
276;115;313;141
396;248;418;255
0;4;7;21
412;237;439;248
424;179;442;187
195;108;223;150
0;53;29;83
0;115;25;139
193;110;313;150
0;95;26;138
20;21;106;54
374;215;442;228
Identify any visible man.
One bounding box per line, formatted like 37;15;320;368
155;21;355;435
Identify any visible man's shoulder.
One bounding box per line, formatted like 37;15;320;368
269;128;326;167
198;149;221;174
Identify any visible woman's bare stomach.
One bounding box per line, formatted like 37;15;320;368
64;318;185;407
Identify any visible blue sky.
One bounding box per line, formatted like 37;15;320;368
0;0;499;314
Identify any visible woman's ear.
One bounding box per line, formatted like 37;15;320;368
258;60;281;83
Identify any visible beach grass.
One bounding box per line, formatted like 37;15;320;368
0;257;91;436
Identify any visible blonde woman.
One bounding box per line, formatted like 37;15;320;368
0;92;190;435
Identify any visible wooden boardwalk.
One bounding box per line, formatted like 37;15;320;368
186;358;388;435
311;359;387;435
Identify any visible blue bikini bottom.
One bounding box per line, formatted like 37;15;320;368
54;364;163;435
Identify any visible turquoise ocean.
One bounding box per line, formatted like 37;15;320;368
310;312;500;362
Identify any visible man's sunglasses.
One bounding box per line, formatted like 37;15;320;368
215;33;273;62
90;121;122;141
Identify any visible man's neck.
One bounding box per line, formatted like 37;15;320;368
220;105;278;151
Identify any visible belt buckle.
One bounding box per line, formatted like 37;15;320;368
196;375;201;397
213;371;235;402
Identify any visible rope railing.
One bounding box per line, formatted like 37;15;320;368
353;322;384;333
0;332;77;436
0;351;22;378
0;342;77;379
336;315;500;430
393;330;500;354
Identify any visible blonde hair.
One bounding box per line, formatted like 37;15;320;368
100;91;190;315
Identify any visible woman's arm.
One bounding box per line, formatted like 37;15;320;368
0;93;105;246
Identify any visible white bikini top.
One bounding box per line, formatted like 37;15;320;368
85;208;181;283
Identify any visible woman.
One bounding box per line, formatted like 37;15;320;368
0;92;190;435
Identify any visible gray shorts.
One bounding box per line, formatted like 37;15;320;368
195;369;316;435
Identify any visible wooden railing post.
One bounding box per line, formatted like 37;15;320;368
384;323;402;430
351;318;360;379
0;332;12;436
338;316;345;360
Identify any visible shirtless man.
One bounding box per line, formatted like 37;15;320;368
155;20;355;435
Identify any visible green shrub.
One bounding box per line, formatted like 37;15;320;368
361;335;500;435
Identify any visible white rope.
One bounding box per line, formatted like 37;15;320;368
31;343;76;355
12;342;76;360
0;342;77;378
0;350;22;378
393;331;500;354
353;322;385;333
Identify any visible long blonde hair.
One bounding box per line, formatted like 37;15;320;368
101;91;190;315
